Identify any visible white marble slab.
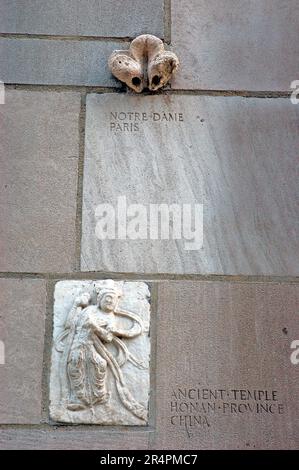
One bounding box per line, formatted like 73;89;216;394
50;280;151;425
81;94;299;275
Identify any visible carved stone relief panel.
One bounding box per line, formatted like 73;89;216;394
49;280;151;425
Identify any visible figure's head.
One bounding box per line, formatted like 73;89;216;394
94;280;122;312
99;292;118;312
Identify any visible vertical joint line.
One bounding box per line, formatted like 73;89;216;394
164;0;172;44
75;92;87;271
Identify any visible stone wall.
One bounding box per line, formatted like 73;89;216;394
0;1;298;449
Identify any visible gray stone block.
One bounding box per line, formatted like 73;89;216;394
153;281;299;449
0;0;164;38
0;278;46;424
0;38;123;86
81;94;299;275
0;428;150;450
172;0;299;91
0;90;80;272
0;426;149;450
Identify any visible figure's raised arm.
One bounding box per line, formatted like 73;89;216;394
65;292;90;328
55;292;90;352
112;308;144;338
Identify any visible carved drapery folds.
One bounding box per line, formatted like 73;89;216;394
109;34;179;92
50;280;151;425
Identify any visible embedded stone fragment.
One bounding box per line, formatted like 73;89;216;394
50;280;151;425
109;34;179;92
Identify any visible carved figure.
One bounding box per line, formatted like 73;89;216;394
109;34;179;92
54;280;148;421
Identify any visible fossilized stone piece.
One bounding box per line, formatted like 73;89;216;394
109;34;179;92
49;280;151;425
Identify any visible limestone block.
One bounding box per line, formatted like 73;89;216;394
0;0;164;38
0;278;46;424
153;281;299;449
0;38;122;86
0;90;80;272
0;427;150;450
172;0;299;91
81;94;299;275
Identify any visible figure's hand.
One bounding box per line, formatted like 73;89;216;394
97;326;113;343
105;325;115;342
105;332;113;343
101;328;113;342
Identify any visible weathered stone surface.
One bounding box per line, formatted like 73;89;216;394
153;281;299;450
50;280;151;425
0;0;164;38
81;94;299;275
0;278;46;424
109;34;179;93
171;0;299;91
0;428;150;450
0;90;80;272
0;38;122;86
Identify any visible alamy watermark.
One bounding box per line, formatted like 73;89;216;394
0;340;5;365
290;340;299;365
94;196;203;250
0;81;5;104
290;80;299;104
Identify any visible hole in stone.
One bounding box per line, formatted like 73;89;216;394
132;77;141;86
152;75;161;86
